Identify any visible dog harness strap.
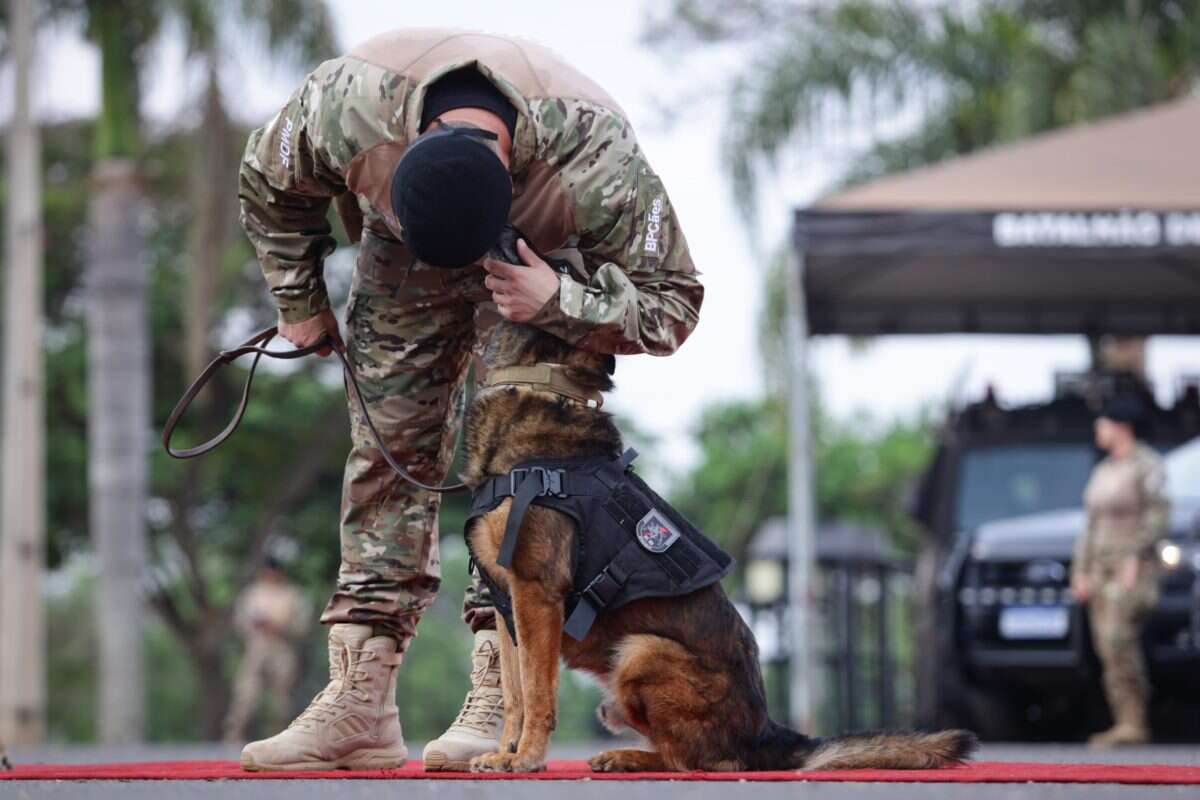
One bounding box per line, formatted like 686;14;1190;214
563;539;643;640
497;469;547;568
486;363;604;408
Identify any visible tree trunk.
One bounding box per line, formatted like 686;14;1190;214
195;622;232;740
184;63;231;382
0;0;47;746
86;0;150;744
86;160;148;743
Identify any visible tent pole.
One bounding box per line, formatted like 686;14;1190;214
786;247;818;733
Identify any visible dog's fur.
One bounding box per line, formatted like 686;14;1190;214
464;321;976;773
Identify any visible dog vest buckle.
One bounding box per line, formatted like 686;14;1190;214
509;466;565;498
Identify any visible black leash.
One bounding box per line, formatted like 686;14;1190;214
162;326;467;494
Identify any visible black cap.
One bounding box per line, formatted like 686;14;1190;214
420;67;518;137
1099;392;1147;425
391;125;512;268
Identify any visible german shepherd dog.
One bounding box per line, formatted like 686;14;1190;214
464;318;976;774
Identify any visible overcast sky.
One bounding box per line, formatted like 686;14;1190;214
12;0;1198;478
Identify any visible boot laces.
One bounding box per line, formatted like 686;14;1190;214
290;646;378;730
450;642;503;732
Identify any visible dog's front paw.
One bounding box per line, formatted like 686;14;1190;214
589;749;666;773
470;751;547;773
589;752;621;773
470;752;514;773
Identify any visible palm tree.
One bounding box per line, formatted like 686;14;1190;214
646;0;1200;219
81;0;160;745
22;0;334;742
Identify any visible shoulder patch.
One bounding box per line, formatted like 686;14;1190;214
636;509;681;553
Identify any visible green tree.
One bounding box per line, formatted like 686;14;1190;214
672;393;933;560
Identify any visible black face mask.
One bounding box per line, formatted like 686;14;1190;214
391;121;512;268
406;119;500;154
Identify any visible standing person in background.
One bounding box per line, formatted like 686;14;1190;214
1070;393;1170;747
224;559;311;743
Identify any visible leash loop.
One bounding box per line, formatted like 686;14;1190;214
162;326;467;493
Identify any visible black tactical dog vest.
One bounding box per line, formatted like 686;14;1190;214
466;449;734;641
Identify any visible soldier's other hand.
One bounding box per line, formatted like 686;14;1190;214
278;309;344;357
1070;574;1091;603
483;239;560;322
1119;557;1139;592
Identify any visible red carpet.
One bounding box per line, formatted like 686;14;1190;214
2;760;1199;784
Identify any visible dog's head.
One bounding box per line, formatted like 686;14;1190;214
483;321;615;394
483;225;615;392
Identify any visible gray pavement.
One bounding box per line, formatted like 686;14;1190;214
3;742;1198;800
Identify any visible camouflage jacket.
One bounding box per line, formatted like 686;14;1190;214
238;29;703;356
1074;443;1170;576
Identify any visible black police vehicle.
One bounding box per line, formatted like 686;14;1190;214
912;375;1200;740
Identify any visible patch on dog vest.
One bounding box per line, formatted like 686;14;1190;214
636;509;680;553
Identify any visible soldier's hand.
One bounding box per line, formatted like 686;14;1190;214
278;308;344;357
1070;574;1091;603
483;239;560;322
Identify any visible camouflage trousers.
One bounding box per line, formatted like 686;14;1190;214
224;638;300;740
318;230;501;647
1086;559;1159;724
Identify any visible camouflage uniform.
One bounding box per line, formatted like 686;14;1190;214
1073;443;1169;738
238;30;703;648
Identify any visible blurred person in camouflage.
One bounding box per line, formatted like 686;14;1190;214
223;558;311;743
1070;393;1170;747
236;30;702;771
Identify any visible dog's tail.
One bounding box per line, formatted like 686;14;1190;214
750;723;977;771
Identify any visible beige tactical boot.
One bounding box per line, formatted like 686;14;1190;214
1089;698;1150;748
240;624;408;771
1088;723;1150;747
422;629;504;771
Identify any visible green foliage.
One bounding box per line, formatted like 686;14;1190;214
814;409;934;553
671;392;934;559
44;566;97;741
673;396;787;559
88;0;160;158
169;0;337;66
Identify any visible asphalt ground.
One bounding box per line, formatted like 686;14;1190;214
3;742;1198;799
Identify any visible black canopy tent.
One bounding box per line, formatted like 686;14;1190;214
783;96;1200;731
